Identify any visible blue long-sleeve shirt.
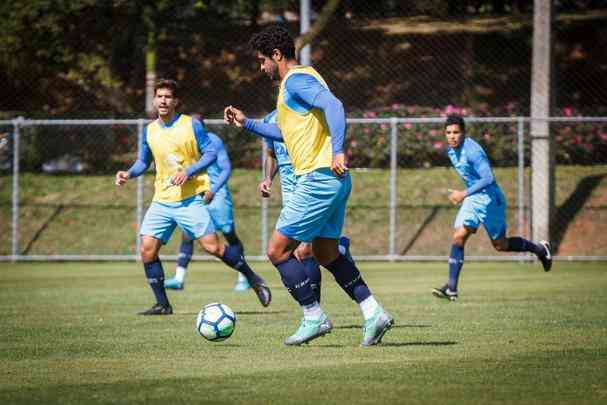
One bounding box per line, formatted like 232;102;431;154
243;72;346;155
447;137;499;197
206;132;232;194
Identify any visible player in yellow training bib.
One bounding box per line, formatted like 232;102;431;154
224;25;393;346
115;79;270;315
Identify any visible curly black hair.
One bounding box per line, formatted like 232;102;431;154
249;25;296;59
445;114;466;133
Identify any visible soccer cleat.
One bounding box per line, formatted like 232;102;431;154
538;240;552;272
338;236;354;263
284;315;333;346
251;280;272;307
138;303;173;315
361;307;394;346
432;285;458;301
164;277;184;290
233;279;251;292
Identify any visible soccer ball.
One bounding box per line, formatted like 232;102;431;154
196;303;236;342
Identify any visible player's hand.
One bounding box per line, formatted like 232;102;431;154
331;153;348;177
115;171;130;186
203;190;215;204
224;106;246;127
293;247;305;262
170;171;188;186
448;189;467;205
258;178;272;198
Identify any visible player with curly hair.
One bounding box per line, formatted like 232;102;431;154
224;25;393;346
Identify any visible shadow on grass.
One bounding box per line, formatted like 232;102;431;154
22;204;64;254
381;341;457;347
400;207;440;255
334;324;431;330
553;173;606;253
178;311;288;316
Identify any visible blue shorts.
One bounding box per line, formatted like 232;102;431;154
279;165;297;204
276;168;351;243
206;187;235;235
454;191;507;240
140;194;216;244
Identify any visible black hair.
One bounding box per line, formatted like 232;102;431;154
249;25;296;59
444;114;465;133
154;79;179;98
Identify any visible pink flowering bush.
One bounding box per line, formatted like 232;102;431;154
346;104;607;168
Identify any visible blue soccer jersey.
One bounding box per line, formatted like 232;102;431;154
448;137;507;239
263;110;297;199
447;137;502;197
204;133;235;234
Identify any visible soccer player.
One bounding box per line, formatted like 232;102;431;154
115;79;271;315
164;132;253;292
224;25;393;346
432;114;552;302
258;110;353;303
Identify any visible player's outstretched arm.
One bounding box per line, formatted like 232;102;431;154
225;105;283;141
224;106;246;127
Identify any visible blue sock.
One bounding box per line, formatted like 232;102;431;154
274;255;316;306
324;254;371;303
302;257;322;303
448;244;464;291
177;238;194;268
143;259;169;306
221;244;258;284
224;231;244;256
507;237;543;256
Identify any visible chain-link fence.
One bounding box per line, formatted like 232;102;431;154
1;116;605;261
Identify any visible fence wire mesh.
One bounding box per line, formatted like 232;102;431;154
1;117;606;261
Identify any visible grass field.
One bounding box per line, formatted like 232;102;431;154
1;261;606;404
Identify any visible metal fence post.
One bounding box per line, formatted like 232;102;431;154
517;116;526;260
136;119;144;260
11;117;23;262
389;117;398;260
261;141;268;255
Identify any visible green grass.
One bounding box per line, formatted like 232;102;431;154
1;261;606;404
1;165;606;256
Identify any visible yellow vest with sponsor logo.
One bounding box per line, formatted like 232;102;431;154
146;114;210;203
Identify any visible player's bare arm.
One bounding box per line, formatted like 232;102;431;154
447;188;467;205
331;152;348;177
203;190;215;203
115;170;130;186
170;170;189;186
224;106;246;127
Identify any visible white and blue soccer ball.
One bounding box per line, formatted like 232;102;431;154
196;303;236;342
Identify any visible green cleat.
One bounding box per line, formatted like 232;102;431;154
284;315;333;346
361;308;394;346
164;277;183;290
